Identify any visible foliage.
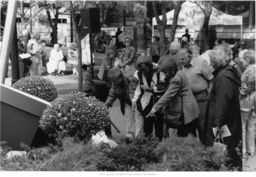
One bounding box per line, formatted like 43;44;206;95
12;76;58;102
97;137;160;171
40;137;104;171
144;136;233;171
39;93;111;143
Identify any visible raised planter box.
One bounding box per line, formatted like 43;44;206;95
0;83;51;150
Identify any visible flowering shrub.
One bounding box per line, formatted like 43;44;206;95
39;93;111;142
12;76;57;102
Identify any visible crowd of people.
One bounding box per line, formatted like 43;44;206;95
17;31;78;77
14;28;255;168
85;29;256;169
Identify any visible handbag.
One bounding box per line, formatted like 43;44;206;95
164;75;184;128
213;132;227;152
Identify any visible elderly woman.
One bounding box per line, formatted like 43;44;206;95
117;37;136;79
132;55;166;139
105;68;135;142
147;52;200;138
46;44;65;75
205;48;242;168
240;50;256;157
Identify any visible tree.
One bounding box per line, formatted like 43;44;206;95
192;1;213;51
169;1;184;43
152;1;167;47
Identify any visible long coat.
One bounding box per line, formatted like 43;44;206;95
153;70;200;125
204;65;242;156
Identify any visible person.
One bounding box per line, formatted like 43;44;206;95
27;33;40;76
181;48;213;143
132;55;166;140
46;44;65;75
117;37;136;79
238;40;248;59
232;41;239;60
150;36;160;63
147;52;200;138
115;28;123;49
37;40;47;75
205;49;242;168
18;36;31;77
182;28;191;43
67;43;78;75
239;50;256;157
105;68;135;142
180;36;189;49
98;48;116;82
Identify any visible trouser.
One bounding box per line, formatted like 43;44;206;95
134;109;163;140
30;56;41;76
124;104;135;138
193;90;208;144
242;111;255;155
177;119;198;137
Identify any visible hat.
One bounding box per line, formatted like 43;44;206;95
158;55;178;72
136;55;153;67
169;41;181;52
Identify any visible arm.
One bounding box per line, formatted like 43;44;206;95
105;86;117;107
153;75;181;112
213;76;233;127
124;48;136;65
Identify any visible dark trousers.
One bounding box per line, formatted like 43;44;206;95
194;90;208;144
144;112;164;141
177;119;198;137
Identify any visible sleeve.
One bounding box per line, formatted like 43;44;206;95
105;86;117;107
213;76;233;127
125;48;136;65
153;75;181;112
132;71;141;102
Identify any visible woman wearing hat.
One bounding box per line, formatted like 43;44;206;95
147;53;199;138
132;55;166;140
118;37;136;78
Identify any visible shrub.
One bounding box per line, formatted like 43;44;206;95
12;76;57;102
41;138;105;171
39;93;111;142
144;136;233;171
97;137;160;171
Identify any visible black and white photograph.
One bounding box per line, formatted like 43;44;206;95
0;0;255;174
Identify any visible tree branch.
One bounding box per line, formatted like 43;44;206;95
152;1;161;25
191;0;206;16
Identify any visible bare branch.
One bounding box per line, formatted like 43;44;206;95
152;1;161;25
191;0;206;16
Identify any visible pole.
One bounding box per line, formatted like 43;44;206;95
89;32;94;79
10;23;20;84
0;1;18;84
70;12;73;42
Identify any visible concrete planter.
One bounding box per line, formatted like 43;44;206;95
0;83;51;150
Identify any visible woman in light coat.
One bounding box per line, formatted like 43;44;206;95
147;51;200;137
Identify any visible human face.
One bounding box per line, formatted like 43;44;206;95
240;57;250;68
125;39;131;47
179;51;192;67
240;82;255;95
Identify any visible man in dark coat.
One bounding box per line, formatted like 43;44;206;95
204;49;242;169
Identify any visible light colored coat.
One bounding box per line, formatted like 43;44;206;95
153;70;200;125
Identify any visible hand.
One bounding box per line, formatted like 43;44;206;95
146;109;156;118
132;100;136;110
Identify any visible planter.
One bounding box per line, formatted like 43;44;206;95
0;83;51;150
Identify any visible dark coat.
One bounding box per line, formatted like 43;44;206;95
105;76;132;115
153;70;200;125
204;65;242;150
